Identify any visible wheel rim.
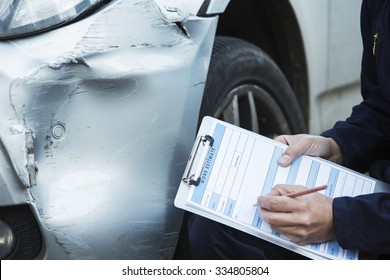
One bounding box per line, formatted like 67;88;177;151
214;84;291;138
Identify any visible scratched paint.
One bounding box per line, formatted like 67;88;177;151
0;0;218;259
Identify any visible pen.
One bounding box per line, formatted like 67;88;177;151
253;185;327;206
285;185;327;198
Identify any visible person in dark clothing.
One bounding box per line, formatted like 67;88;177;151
188;0;390;259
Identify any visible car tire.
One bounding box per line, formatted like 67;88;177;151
199;36;306;137
174;36;307;260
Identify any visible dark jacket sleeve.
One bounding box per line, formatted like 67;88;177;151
323;0;390;255
333;193;390;254
321;0;390;173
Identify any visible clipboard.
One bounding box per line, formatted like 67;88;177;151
182;135;214;186
175;116;378;260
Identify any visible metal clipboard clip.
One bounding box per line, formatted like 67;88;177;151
183;135;214;186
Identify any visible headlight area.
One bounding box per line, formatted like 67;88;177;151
0;0;111;39
0;205;42;259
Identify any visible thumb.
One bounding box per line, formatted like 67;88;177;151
278;149;295;167
277;137;307;167
278;153;293;167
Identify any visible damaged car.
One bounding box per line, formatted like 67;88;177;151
0;0;363;259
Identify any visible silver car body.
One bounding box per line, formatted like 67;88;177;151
0;0;228;259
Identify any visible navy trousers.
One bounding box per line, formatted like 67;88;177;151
187;214;308;260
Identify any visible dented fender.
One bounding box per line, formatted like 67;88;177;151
0;0;219;259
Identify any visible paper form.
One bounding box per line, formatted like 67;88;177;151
181;118;376;260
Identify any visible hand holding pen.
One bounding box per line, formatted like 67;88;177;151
256;184;335;245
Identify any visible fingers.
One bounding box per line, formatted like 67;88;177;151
274;134;343;167
257;185;335;244
257;197;312;244
257;192;307;213
258;201;312;244
257;185;311;226
274;135;291;145
278;153;292;167
262;184;307;198
259;202;301;223
266;224;309;245
257;196;295;213
275;135;311;167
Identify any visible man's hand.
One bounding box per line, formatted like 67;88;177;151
255;134;341;244
275;134;344;167
257;184;336;244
